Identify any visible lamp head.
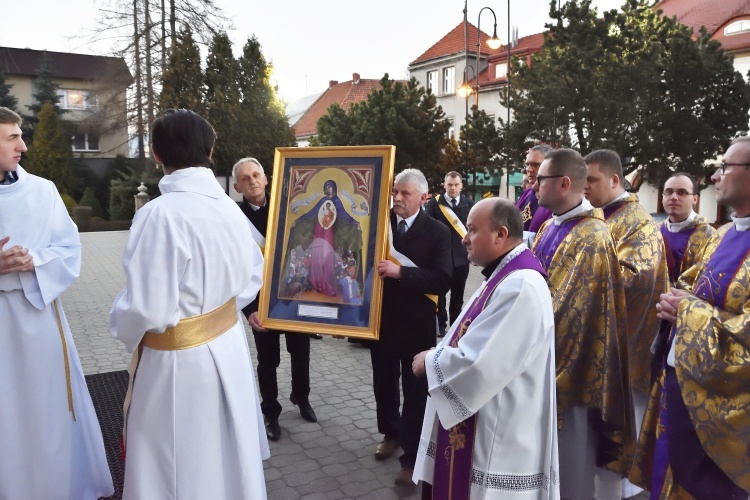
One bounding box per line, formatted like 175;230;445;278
487;25;502;50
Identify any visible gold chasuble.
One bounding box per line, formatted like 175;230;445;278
604;194;669;395
533;208;634;475
634;223;750;495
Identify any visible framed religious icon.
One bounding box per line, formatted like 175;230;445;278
258;145;395;339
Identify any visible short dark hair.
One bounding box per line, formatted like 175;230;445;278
489;198;523;240
667;172;698;194
584;149;623;182
445;171;461;180
544;148;587;190
0;107;22;126
151;109;216;169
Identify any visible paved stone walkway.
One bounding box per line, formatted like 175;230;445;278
63;231;486;499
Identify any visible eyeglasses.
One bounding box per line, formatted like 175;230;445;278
662;188;693;197
535;174;565;184
719;161;750;175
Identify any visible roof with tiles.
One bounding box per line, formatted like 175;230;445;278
293;74;384;138
657;0;750;37
410;21;504;66
0;46;132;82
480;32;545;85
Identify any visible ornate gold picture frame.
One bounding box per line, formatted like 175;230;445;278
258;146;395;339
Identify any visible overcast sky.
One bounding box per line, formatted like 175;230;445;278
1;0;623;102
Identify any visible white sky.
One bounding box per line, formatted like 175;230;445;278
0;0;623;102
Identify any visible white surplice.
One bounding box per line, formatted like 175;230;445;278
0;166;114;499
110;167;269;500
414;245;560;499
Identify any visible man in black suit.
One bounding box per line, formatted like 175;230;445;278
233;157;318;443
425;171;474;337
373;168;452;487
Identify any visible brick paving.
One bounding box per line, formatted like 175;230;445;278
63;231;486;499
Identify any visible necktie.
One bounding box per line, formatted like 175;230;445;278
451;198;457;210
398;220;408;235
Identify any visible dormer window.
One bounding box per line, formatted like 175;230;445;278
725;20;750;36
495;63;508;79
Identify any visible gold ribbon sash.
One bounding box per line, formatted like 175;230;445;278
122;298;238;452
435;198;467;239
387;223;439;305
247;220;266;256
53;301;76;421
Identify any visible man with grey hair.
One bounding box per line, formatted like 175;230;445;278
370;168;452;487
412;198;559;498
233;157;317;443
0;107;113;498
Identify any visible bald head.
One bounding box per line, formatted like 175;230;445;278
463;198;523;267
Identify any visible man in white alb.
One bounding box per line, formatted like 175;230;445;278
0;106;113;499
110;109;268;499
412;198;559;499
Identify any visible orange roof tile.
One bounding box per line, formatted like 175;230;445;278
657;0;750;37
293;76;384;138
411;21;505;66
480;32;545;85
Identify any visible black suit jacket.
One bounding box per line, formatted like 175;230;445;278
378;209;452;356
425;193;474;267
238;194;269;318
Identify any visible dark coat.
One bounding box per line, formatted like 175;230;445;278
377;209;452;356
424;193;474;267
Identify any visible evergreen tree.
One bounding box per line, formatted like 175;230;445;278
0;69;18;111
203;32;242;183
159;24;204;114
23;51;65;145
78;186;105;218
316;74;450;189
459;106;503;198
236;35;296;172
24;103;74;195
503;0;750;186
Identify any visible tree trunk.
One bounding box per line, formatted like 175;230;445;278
170;0;176;48
144;0;155;136
161;0;166;69
133;0;145;167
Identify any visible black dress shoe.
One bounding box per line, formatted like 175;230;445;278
437;326;447;338
311;334;323;339
266;419;281;441
290;393;317;422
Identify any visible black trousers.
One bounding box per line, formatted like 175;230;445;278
438;263;470;329
252;329;310;420
370;345;428;469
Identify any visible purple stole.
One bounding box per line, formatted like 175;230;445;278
432;249;547;499
516;189;539;231
602;200;625;220
529;205;553;233
652;227;750;499
532;217;584;272
659;223;696;283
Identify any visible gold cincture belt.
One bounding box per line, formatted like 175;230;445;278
142;298;238;350
122;297;238;453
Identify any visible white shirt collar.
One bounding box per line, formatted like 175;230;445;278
553;198;593;225
158;166;223;198
396;211;419;231
443;193;459;206
732;214;750;231
665;211;697;233
600;190;630;209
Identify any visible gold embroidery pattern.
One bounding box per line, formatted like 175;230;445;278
521;202;532;223
606;195;669;394
533;209;634;475
672;224;750;492
678;216;716;277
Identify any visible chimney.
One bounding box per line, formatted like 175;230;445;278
329;80;338;88
352;72;360;84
